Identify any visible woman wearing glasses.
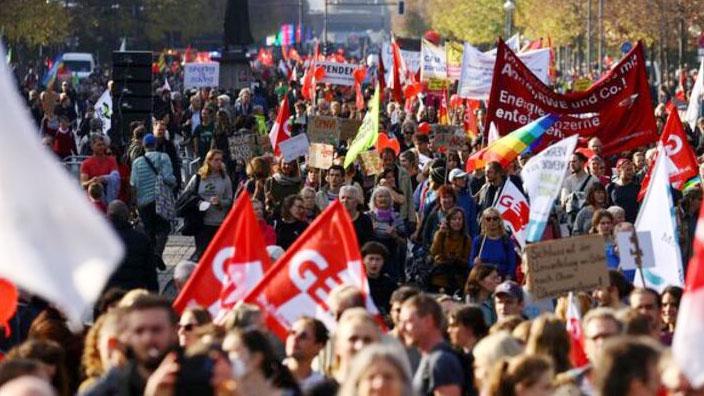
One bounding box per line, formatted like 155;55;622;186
178;307;212;349
470;208;517;280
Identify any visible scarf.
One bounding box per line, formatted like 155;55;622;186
374;208;394;223
273;172;302;186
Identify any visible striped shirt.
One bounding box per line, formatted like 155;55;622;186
130;151;176;207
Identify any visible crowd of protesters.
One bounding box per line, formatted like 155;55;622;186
0;39;703;396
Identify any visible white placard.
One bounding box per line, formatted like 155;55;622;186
381;42;421;83
184;62;220;89
616;231;655;270
315;61;356;86
420;39;447;82
278;133;310;162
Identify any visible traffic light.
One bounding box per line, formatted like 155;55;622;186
398;0;404;14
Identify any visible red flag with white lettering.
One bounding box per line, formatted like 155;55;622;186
243;200;380;340
173;192;272;322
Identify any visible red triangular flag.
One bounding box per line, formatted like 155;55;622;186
173;192;272;321
244;201;382;340
268;96;291;156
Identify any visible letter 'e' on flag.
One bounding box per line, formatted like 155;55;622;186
673;193;704;388
0;46;123;326
173;192;272;322
244;200;382;340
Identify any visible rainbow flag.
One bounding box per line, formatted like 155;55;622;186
41;55;63;88
683;176;702;191
465;114;559;172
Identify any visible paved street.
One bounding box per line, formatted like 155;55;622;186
159;234;195;291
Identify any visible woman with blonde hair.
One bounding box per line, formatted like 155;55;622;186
484;354;555;396
471;208;517;280
525;313;572;374
333;308;383;384
338;344;415;396
473;331;523;390
184;148;233;259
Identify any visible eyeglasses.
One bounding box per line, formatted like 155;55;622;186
179;323;197;332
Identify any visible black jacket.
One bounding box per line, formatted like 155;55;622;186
105;219;159;292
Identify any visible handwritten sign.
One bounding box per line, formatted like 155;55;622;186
278;133;310;162
308;143;334;169
359;150;384;176
420;39;447;82
432;126;466;152
184;63;220;89
338;118;363;141
307;116;340;145
525;234;609;299
228;134;257;161
615;231;655;270
315;61;355;86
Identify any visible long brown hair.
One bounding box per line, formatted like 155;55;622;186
465;264;499;298
197;149;226;178
485;354;553;396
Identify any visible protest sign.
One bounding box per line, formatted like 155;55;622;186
432;126;466;152
525;234;609;300
381;41;421;83
446;41;464;81
458;43;550;100
278;133;310;162
485;40;658;155
184;62;220;89
228;134;257;161
359;150;384;176
421;39;448;82
307;116;340;145
521;135;577;243
308;143;334;170
616;231;655;270
573;78;592;92
427;79;450;91
338;118;364;141
315;61;356;86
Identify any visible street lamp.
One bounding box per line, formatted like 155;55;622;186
504;0;515;38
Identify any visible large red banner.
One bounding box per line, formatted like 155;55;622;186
486;40;658;155
244;200;380;340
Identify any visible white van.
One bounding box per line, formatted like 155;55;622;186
61;52;95;80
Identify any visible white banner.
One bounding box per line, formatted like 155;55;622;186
381;42;421;83
184;62;220;89
458;44;550;100
279;133;310;162
420;39;447;82
634;148;685;291
521;135;578;242
94;89;112;134
315;61;356;86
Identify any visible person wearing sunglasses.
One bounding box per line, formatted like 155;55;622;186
470;208;517;281
177;307;212;349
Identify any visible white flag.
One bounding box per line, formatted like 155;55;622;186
0;47;123;325
487;121;500;144
634;146;684;292
94;89;112;134
685;60;703;131
520;135;578;242
495;179;529;248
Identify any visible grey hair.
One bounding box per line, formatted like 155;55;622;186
582;307;623;334
339;185;359;202
338;343;415;396
606;206;625;218
368;186;392;212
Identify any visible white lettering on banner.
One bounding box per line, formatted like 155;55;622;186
211;247;234;283
184;63;220;89
315;61;356;86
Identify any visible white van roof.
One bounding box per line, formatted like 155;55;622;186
62;52;94;62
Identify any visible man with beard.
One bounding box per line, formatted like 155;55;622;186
80;295;179;396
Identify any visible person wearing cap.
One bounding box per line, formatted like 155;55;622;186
449;168;478;239
606;158;640;223
494;280;525;322
130;133;177;261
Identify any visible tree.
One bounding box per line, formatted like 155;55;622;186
0;0;70;47
425;0;503;46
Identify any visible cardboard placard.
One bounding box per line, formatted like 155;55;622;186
278;133;310;162
337;118;363;141
432;126;466;152
307;116;340;145
359;150;384;176
308;143;334;170
615;231;655;270
184;62;220;89
228;134;257;161
525;234;609;299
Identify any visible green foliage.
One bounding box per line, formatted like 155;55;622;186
427;0;504;46
0;0;70;47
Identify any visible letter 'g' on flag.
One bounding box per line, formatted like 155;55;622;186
173;192;272;321
244;200;381;340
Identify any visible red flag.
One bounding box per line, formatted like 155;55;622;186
353;66;367;111
463;99;481;138
566;292;589;368
269;96;291;156
439;90;449;125
243;201;381;340
173;192;272;321
637;109;698;200
391;38;408;103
